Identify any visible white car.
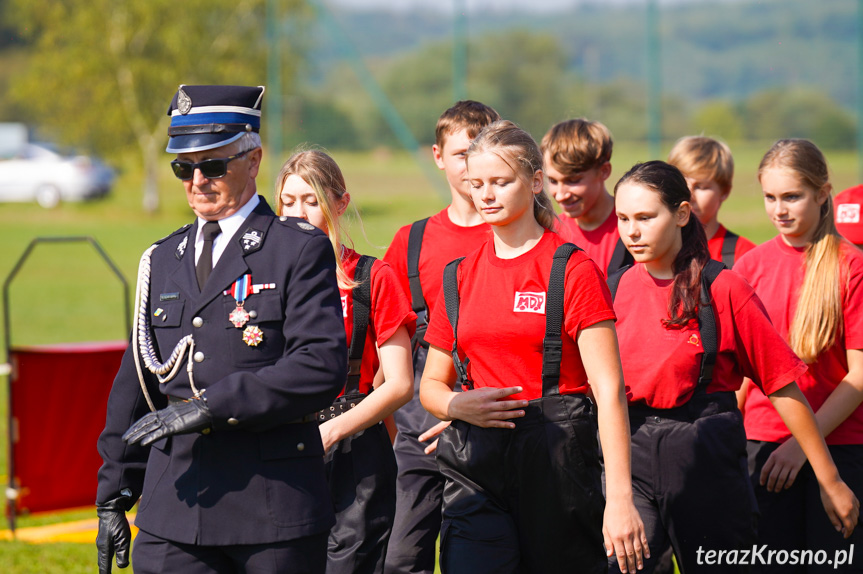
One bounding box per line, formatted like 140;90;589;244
0;142;115;208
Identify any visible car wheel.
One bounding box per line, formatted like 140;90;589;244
35;184;61;209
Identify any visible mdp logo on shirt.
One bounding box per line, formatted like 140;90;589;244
513;291;546;314
837;203;861;224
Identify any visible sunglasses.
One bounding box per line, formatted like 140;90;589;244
170;149;251;181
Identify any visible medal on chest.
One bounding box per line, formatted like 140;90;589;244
227;274;254;328
224;274;278;346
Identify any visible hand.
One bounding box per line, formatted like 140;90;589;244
122;398;213;447
760;438;807;492
603;496;650;573
96;493;132;574
319;420;341;454
418;420;451;455
819;479;860;539
447;386;528;429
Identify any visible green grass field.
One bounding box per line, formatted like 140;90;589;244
0;143;858;572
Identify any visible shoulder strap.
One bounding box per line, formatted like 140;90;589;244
442;257;471;389
542;243;583;397
695;259;727;389
720;230;739;268
345;255;376;396
407;218;430;349
606;264;633;302
607;237;634;276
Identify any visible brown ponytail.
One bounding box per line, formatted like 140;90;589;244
614;160;710;327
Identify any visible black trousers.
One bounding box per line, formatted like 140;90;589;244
435;393;606;574
747;441;863;573
386;345;446;574
132;529;328;574
609;393;757;574
324;421;397;574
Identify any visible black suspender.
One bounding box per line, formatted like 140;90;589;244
542;243;582;396
344;255;375;396
607;259;726;389
695;259;726;388
441;243;582;396
407;218;430;349
607;237;635;276
442;257;469;388
720;230;739;268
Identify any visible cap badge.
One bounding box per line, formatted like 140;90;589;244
297;222;315;231
177;87;192;115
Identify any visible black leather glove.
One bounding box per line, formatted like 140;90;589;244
122;398;213;447
96;490;132;574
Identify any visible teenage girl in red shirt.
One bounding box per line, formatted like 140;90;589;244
420;120;647;574
611;160;858;574
276;149;415;574
736;139;863;573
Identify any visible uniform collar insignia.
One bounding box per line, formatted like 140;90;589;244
175;236;188;260
297;221;316;231
240;227;265;254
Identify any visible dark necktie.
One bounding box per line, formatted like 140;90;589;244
196;221;222;290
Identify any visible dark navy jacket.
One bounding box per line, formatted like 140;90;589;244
96;197;347;545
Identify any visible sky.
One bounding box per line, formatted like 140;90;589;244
329;0;707;13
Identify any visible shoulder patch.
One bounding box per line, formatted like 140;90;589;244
240;227;266;254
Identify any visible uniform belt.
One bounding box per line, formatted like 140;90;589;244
167;396;316;423
317;393;366;423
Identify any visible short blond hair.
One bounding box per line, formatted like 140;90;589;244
667;136;734;193
540;118;612;175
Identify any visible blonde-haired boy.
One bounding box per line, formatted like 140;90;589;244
668;136;756;267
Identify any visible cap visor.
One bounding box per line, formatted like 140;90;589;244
166;132;244;154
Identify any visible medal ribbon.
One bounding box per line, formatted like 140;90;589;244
230;274;253;305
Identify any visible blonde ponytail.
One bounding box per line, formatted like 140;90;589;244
759;139;843;363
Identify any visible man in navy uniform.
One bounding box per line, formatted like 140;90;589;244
95;85;347;574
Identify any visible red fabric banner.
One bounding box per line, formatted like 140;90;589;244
9;341;126;514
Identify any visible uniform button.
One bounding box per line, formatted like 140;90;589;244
227;417;239;426
653;416;661;423
296;442;305;452
279;216;287;221
193;351;205;363
192;317;204;328
202;428;211;435
249;310;258;319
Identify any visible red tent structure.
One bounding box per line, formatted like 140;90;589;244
2;237;129;533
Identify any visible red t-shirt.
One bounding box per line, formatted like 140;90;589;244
707;224;757;267
556;209;621;278
423;231;616;401
735;236;863;444
384;208;491;317
613;263;806;409
340;248;417;396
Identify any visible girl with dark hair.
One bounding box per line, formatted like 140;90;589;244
276;149;415;574
610;160;858;573
736;139;863;572
420;120;647;573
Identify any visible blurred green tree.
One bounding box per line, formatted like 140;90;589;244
693;100;746;142
5;0;308;212
743;88;855;149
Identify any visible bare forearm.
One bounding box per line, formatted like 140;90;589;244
770;384;841;486
594;382;634;501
